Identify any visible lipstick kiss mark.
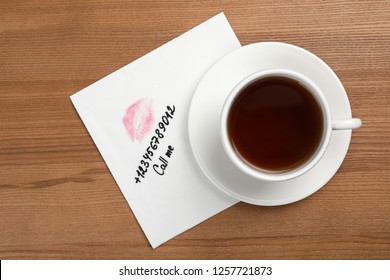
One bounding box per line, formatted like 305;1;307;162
123;97;155;142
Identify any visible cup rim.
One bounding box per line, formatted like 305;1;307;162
220;68;332;182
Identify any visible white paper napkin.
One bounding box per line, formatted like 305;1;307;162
70;13;241;248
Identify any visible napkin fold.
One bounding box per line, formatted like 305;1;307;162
70;13;241;248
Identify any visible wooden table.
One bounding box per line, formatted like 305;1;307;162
1;0;389;260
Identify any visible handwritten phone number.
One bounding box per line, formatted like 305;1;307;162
135;105;175;183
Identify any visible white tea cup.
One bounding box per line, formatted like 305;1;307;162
220;69;361;182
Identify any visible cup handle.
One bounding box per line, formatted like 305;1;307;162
332;118;362;130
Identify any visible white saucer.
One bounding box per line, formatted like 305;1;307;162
188;42;353;206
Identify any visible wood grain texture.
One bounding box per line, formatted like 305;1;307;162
1;0;389;259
